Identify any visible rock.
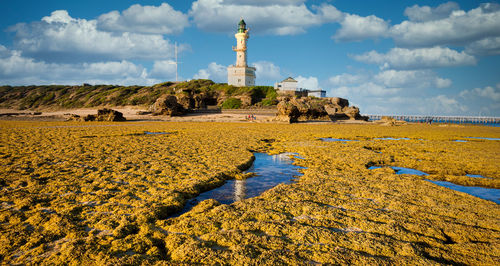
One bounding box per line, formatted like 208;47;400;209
151;95;185;116
136;111;152;115
329;97;349;108
374;116;407;126
276;100;301;123
276;97;329;123
234;95;253;107
66;114;83;121
95;108;126;121
276;96;368;123
65;109;126;122
176;93;194;109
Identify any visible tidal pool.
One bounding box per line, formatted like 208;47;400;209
321;138;355;142
368;166;428;176
427;180;500;204
173;153;304;217
374;137;410;140
466;137;500;141
368;167;499;204
466;174;492;179
144;131;169;135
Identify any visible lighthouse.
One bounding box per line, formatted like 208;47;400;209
227;19;256;87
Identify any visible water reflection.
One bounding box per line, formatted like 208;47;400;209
466;137;500;141
321;138;355;142
374;137;410;140
466;174;492;179
234;179;247;202
172;153;304;217
427;180;500;204
368;166;428;176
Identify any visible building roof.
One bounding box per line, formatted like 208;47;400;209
281;77;297;83
238;18;246;33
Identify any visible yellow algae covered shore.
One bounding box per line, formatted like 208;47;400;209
0;121;499;264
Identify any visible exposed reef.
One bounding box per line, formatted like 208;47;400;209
0;122;498;264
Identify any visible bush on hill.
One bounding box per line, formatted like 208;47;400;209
221;97;242;109
0;79;279;110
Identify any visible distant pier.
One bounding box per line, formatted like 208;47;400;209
366;114;500;126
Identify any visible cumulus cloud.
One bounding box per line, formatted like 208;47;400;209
0;47;159;85
296;76;319;90
193;62;227;82
465;37;500;55
429;95;468;114
352;47;476;70
222;0;305;5
149;60;178;80
97;3;189;35
391;3;500;47
404;2;460;22
8;10;179;63
189;0;342;35
328;73;367;86
460;84;500;101
334;14;389;42
326;68;455;115
252;61;282;83
330;82;400;98
374;70;451;89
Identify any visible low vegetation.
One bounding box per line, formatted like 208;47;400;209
0;80;277;110
0;121;499;264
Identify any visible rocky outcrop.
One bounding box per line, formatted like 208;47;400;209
67;109;126;122
373;116;407;126
95;108;126;121
276;96;368;123
151;95;185;116
276;97;329;123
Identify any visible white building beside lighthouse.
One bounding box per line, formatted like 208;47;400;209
228;19;256;87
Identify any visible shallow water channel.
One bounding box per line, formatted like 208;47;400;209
368;166;500;204
172;153;304;217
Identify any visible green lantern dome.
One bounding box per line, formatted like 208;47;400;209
238;19;246;33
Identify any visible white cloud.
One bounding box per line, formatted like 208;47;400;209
252;61;282;83
222;0;305;5
326;68;456;115
353;47;476;70
9;10;179;62
330;82;400;98
429;95;468;114
334;14;389;42
193;62;227;82
97;3;189;35
150;60;177;80
296;76;319;90
328;73;367;86
404;2;460;22
0;47;159;85
465;37;500;55
460;84;500;101
391;3;500;47
374;70;451;89
189;0;342;35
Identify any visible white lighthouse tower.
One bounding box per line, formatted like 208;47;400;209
227;19;256;87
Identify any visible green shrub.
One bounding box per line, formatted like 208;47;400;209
221;98;242;109
261;98;278;106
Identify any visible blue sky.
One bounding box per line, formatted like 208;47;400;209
0;0;499;116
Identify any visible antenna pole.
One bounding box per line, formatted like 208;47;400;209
175;42;178;82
